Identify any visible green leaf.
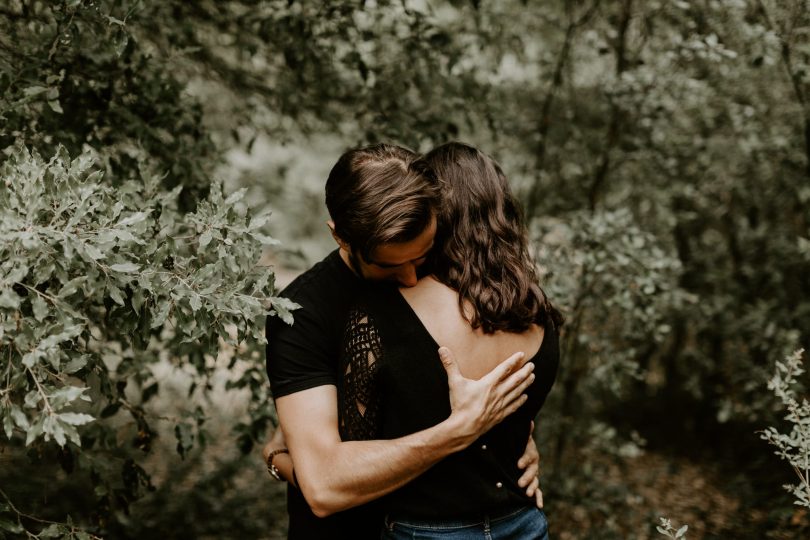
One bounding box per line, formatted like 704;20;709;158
10;406;29;430
24;389;41;409
38;524;63;538
48;99;64;114
199;230;213;247
189;294;202;312
3;412;12;440
131;288;145;313
224;188;247;205
118;211;151;227
22;349;44;368
109;285;125;306
30;294;49;321
62;355;88;374
58;412;95;426
269;296;300;326
248;213;271;230
83;243;105;260
48;417;67;447
0;290;21;309
58;276;87;298
23;85;47;97
25;415;45;446
110;262;140;273
0;518;23;534
39;324;82;349
250;232;281;245
150;301;171;328
50;386;88;406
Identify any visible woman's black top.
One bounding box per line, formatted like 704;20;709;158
338;284;559;521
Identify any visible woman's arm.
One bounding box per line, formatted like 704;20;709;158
262;426;295;486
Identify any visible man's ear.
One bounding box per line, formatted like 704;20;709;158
326;220;350;252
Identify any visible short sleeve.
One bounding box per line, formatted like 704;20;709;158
338;308;383;441
266;303;337;399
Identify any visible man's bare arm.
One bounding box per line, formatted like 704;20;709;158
276;348;534;517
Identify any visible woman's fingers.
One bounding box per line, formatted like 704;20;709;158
535;486;544;509
518;459;539;488
525;476;539;497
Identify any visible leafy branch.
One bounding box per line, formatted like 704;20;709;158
760;348;810;508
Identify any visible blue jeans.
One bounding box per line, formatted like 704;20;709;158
382;506;549;540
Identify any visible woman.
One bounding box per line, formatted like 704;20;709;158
338;142;562;539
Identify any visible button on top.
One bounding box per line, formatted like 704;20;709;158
481;444;487;451
495;482;503;489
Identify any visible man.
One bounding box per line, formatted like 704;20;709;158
265;144;541;539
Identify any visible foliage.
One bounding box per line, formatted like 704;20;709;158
533;209;682;469
0;0;218;211
656;517;688;539
0;144;293;536
2;0;810;537
760;348;810;508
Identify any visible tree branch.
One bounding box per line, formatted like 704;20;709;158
757;0;810;178
588;0;633;212
525;0;601;217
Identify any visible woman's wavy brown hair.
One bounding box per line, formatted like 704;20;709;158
423;142;563;334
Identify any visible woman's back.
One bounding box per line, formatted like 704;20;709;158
400;277;544;381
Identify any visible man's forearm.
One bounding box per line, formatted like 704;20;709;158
292;414;470;517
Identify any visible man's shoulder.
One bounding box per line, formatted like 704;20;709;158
279;250;355;303
267;250;360;336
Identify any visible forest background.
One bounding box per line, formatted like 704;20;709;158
1;0;809;538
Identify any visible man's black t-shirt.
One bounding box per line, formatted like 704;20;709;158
266;250;381;540
339;286;559;521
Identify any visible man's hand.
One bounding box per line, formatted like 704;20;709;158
517;421;543;508
439;346;535;445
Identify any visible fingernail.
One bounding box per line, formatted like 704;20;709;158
438;347;448;357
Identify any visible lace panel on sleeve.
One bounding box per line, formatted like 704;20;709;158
338;308;383;441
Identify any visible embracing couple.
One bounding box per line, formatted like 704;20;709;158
264;142;563;539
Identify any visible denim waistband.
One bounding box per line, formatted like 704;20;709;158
385;504;532;530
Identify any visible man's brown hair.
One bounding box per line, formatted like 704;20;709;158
325;144;440;261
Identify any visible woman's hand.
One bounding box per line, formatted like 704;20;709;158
262;426;296;485
517;422;544;508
